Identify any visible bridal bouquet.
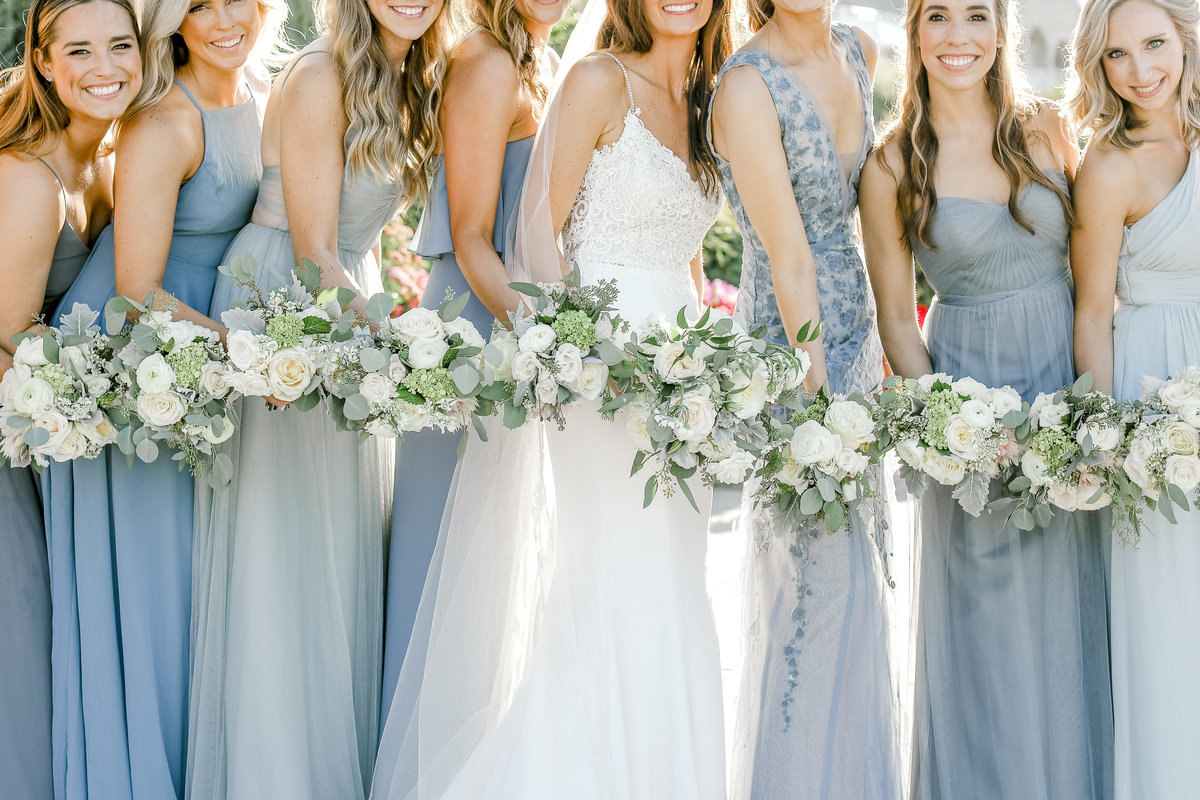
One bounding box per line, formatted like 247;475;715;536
483;268;628;430
754;389;877;534
323;291;493;441
218;256;358;408
0;304;120;468
610;309;810;509
875;373;1025;515
102;296;237;483
997;374;1133;530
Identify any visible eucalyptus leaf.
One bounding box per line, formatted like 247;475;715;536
631;450;646;476
343;393;371;421
1072;372;1095;395
209;452;233;487
1011;507;1036;531
823;500;846;533
675;475;699;513
295;258;321;293
508;281;545;299
135;437;159;463
472;414;488;443
22;427;50;447
1033;504;1053;528
452;364;480;395
358;348;389;373
104;296;136;334
799;486;824;516
367;292;396;321
439;292;471;322
503;401;527;429
643;474;659;509
292;391;322;412
597;340;625;366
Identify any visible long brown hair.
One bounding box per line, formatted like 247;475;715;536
598;0;733;196
879;0;1073;248
748;0;837;33
0;0;140;156
463;0;550;119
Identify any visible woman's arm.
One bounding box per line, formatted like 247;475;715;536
0;157;67;354
711;65;828;391
859;147;934;379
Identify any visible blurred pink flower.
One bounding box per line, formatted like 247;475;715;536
702;277;738;314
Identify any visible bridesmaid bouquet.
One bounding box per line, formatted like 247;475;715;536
484;268;628;430
0;304;120;468
218;256;358;408
753;388;878;533
323;291;493;442
610;309;810;510
874;373;1025;515
102;296;237;484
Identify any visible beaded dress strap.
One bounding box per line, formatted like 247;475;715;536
599;51;638;113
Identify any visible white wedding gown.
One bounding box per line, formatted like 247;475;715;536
370;60;726;800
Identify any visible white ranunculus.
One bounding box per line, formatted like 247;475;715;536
443;317;486;349
1037;400;1070;430
13;377;55;416
388;355;409;384
511;351;540;383
1123;438;1156;496
729;366;771;420
1074;471;1112;511
554;343;584;384
653;340;708;383
408;338;449;370
1076;419;1122;452
227;370;270;397
677;390;718;442
359;372;396;405
393;307;445;343
535;375;560;406
226;330;269;371
199;361;232;398
519;324;557;354
202;415;236;444
137;390;187;428
895;438;924;468
944;416;984;461
951;376;991;401
790;419;841;465
0;363;32;406
958;399;995;429
922;450;967;486
572;359;608;401
989;386;1023;417
1178;401;1200;429
136;353;176;393
711;449;756;483
824;400;875;449
1164;454;1200;493
32;409;71;456
14;336;50;368
619;400;654;451
1046;480;1081;511
1159;380;1200;413
1164;421;1200;456
917;372;954;392
1021;448;1051;487
265;348;316;402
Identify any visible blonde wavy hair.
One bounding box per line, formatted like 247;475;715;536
462;0;549;119
0;0;140;156
133;0;290;118
1065;0;1200;150
598;0;733;196
878;0;1073;249
320;0;452;204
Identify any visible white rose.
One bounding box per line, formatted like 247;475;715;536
777;448;807;488
32;409;71;456
1075;471;1112;511
1037;401;1070;430
199;361;232;398
387;355;409;384
519;324;557;354
443;317;486;349
13;336;50;368
989;386;1023;417
895;438;924;468
922;450;967;486
554;343;584;385
944;416;984;461
13;377;55;416
79;412;118;445
1164;421;1200;456
677;390;718;442
654;340;709;383
572;360;608;401
917;372;954;392
620;400;654;451
359;372;396;405
1123;438;1156;496
950;376;991;401
535;375;560;406
55;425;90;461
1076;420;1122;452
84;374;112;397
1164;454;1200;493
393;307;445;343
711;449;757;483
790;420;842;466
729;366;771;420
824;400;875;449
59;345;88;378
1159;380;1200;413
1047;480;1081;511
265;347;316;402
958;399;995;429
408;339;449;370
1021;449;1052;487
136;390;187;428
227;370;271;397
202;415;236;444
485;336;520;382
136;353;176;393
226;330;269;371
511;351;540;383
833;447;869;477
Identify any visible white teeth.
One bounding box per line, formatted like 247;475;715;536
391;5;424;15
1135;78;1164;95
663;2;696;10
939;55;976;67
212;37;241;48
85;83;121;97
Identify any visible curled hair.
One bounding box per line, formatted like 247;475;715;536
134;0;290;118
598;0;733;196
0;0;140;156
748;0;838;33
463;0;549;118
878;0;1073;249
320;0;452;204
1065;0;1200;150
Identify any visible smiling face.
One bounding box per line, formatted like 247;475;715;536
641;0;715;42
33;0;142;124
1102;0;1185;114
367;0;445;55
178;0;265;72
513;0;572;35
917;0;1000;91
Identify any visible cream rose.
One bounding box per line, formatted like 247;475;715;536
393;307;445;343
202;415;236;445
1076;420;1122;452
895;438;924;468
408;339;450;371
265;348;315;402
32;409;71;456
653;340;707;383
443;317;486;349
917;372;954;392
777;449;806;488
711;450;756;483
950;376;990;401
535;375;560;405
824;400;875;449
137;390;187;427
1164;454;1200;493
989;386;1023;417
1037;400;1070;430
554;343;584;385
1159;380;1200;413
199;362;231;398
227;371;271;397
833;448;869;478
620;401;654;451
1046;480;1081;511
1164;421;1200;456
790;420;841;466
572;360;608;401
80;412;118;445
56;425;91;462
1123;438;1156;496
0;363;31;406
1075;471;1112;511
485;336;520;382
677;390;718;442
944;416;984;461
511;351;540;383
729;366;771;420
1179;401;1200;429
388;355;409;384
922;450;967;485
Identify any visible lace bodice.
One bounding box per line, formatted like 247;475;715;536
561;54;720;323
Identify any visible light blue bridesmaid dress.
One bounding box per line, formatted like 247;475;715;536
1110;148;1200;800
41;81;261;800
912;173;1112;799
380;135;533;722
713;30;901;800
0;159;90;799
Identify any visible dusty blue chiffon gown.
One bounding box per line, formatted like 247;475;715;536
41;82;261;800
380;136;533;721
912;172;1112;800
0;159;90;799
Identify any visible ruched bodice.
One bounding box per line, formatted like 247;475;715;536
917;172;1075;402
712;25;881;395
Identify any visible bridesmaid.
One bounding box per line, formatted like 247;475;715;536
382;0;570;720
708;2;900;797
187;0;450;796
0;1;140;796
40;0;279;796
860;1;1112;798
1068;1;1200;797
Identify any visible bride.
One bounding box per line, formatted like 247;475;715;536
370;0;732;797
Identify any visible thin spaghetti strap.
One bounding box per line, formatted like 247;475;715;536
278;49;332;93
173;78;203;111
599;51;637;112
36;157;68;204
